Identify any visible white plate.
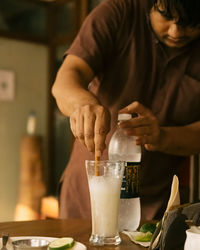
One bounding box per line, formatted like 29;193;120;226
122;231;151;247
0;236;87;250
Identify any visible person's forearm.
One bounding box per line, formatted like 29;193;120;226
52;55;100;117
52;69;99;117
158;121;200;156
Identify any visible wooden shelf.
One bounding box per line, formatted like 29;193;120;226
0;30;48;44
21;0;75;6
0;30;77;46
0;0;88;45
53;33;76;45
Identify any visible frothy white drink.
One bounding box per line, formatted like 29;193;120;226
89;176;121;237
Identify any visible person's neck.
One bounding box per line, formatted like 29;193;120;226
160;40;196;60
163;45;182;56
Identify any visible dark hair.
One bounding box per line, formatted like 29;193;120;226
153;0;200;27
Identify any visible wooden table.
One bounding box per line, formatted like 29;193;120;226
0;219;146;250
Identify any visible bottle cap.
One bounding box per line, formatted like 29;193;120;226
118;113;132;121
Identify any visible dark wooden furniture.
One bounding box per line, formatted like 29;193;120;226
0;219;146;250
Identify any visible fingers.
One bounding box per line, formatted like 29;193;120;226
76;112;85;145
136;134;158;145
119;116;150;130
70;116;76;137
119;101;161;149
84;114;95;152
122;126;151;136
119;101;152;117
69;104;110;156
119;115;158;136
95;106;110;156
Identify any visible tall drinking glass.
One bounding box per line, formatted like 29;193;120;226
85;160;124;246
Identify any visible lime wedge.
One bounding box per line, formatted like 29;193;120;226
49;237;75;250
133;232;152;242
139;223;157;234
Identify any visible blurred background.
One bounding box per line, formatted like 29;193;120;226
0;0;199;222
0;0;102;221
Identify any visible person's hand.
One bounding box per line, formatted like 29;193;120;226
119;101;162;151
70;104;111;156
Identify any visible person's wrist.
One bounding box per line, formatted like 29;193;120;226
72;99;99;112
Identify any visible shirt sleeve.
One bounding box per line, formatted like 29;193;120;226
65;0;130;74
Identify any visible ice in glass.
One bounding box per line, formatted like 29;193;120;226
85;160;124;245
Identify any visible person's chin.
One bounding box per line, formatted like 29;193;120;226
163;37;189;48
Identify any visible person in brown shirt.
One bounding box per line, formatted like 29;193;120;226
52;0;200;221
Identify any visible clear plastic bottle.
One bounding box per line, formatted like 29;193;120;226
108;113;141;232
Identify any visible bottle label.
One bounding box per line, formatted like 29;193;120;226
120;162;140;198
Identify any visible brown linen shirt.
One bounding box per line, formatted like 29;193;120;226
59;0;200;220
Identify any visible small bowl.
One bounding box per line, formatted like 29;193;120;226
12;239;49;250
